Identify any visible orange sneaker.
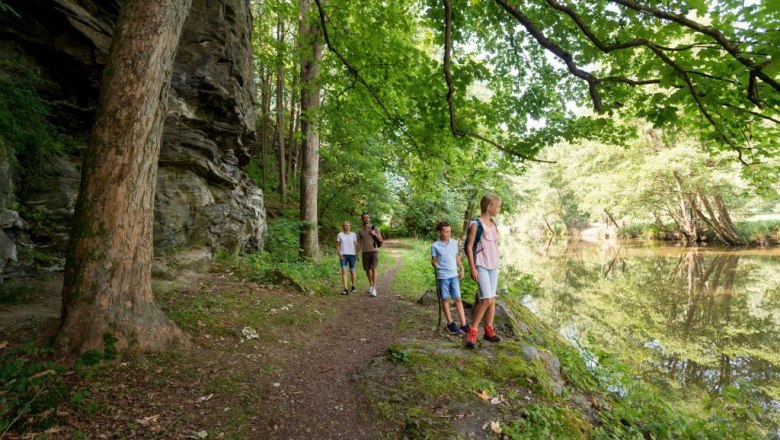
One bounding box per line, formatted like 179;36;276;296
484;325;501;342
465;326;478;348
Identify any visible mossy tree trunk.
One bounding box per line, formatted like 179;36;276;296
57;0;192;356
299;0;323;260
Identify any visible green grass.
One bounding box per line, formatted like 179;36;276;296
0;283;37;304
365;276;768;439
157;284;331;342
389;239;479;301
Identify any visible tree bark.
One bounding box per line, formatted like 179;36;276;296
713;191;744;244
57;0;192;356
298;0;323;260
672;171;699;242
260;70;271;189
461;191;477;238
276;15;287;209
287;12;301;190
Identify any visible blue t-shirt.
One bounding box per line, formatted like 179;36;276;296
431;239;459;279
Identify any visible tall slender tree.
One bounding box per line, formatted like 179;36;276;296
57;0;192;355
276;14;287;210
299;0;323;259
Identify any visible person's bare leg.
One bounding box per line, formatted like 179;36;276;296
484;298;496;327
442;298;453;323
454;299;467;326
341;268;348;289
350;270;356;288
370;268;377;288
470;299;490;330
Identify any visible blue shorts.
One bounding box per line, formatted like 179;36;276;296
340;255;356;272
437;276;461;300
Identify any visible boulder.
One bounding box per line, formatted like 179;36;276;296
171;246;213;273
518;344;565;396
417;289;438;306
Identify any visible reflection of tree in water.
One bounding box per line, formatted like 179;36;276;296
661;251;780;420
511;240;780;432
544;240;602;327
668;251;739;336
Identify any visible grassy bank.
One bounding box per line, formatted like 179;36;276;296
377;239;767;439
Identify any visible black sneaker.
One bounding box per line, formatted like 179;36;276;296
460;324;471;335
351;286;356;294
341;288;349;295
446;321;460;335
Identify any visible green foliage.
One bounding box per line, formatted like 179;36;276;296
734;219;780;245
263;217;303;258
0;343;68;433
504;403;589;440
0;61;75;177
0;283;36;305
0;1;19;18
386;347;409;363
212;218;342;295
514;131;779;242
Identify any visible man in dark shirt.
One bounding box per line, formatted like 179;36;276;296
357;212;383;296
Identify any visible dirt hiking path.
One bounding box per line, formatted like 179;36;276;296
0;241;424;439
262;243;407;439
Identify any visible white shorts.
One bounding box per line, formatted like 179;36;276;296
476;266;498;299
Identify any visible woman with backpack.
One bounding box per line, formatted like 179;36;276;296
464;195;502;348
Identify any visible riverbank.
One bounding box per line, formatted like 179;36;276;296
0;239;771;438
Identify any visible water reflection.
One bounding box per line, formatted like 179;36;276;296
503;239;780;430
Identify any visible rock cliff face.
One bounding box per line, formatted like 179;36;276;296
0;0;266;277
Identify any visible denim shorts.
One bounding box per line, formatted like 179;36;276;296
340;255;356;272
437;276;461;300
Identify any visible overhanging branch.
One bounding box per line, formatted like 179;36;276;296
495;0;661;112
443;0;554;163
609;0;780;100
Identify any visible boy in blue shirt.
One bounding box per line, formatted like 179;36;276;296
431;221;469;335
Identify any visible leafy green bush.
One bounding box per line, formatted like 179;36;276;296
735;219;780;245
0;343;68;433
0;61;76;178
212;218;341;295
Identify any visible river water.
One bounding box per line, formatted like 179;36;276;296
501;238;780;433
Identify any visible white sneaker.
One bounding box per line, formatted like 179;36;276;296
367;287;372;294
370;287;377;297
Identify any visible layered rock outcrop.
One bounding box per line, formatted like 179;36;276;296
0;0;265;277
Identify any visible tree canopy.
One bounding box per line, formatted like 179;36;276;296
251;0;778;235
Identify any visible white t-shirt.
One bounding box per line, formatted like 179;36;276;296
337;232;357;255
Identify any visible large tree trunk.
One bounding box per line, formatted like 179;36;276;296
57;0;192;356
672;171;700;242
276;15;287;209
298;0;323;260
